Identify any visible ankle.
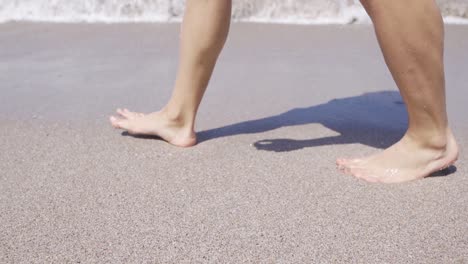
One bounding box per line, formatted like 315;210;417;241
161;106;194;130
404;129;448;150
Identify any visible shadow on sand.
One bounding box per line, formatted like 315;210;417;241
197;91;408;151
124;91;412;149
123;90;456;178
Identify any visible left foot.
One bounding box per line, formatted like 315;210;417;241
336;130;459;183
109;108;197;147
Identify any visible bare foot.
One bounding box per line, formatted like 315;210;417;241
336;130;459;183
109;108;197;147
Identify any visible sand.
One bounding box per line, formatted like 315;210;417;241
0;22;467;263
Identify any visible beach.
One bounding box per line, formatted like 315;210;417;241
0;22;467;263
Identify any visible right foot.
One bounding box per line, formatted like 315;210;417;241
336;129;459;183
110;108;197;147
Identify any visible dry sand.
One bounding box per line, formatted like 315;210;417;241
0;23;467;263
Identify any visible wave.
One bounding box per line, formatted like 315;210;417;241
0;0;467;24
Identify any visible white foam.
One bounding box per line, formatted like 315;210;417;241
0;0;467;24
444;16;468;24
0;0;172;23
243;4;371;24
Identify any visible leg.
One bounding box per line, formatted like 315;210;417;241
337;0;459;183
110;0;232;147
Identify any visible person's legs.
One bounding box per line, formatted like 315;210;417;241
110;0;232;147
337;0;459;183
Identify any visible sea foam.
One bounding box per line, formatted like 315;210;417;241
0;0;467;24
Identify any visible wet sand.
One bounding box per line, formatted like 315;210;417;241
0;23;467;263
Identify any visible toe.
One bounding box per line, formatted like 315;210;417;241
336;158;346;166
337;163;353;176
123;108;133;116
348;158;363;164
337;166;348;175
336;159;353;174
116;108;125;118
110;116;121;129
124;108;145;119
115;119;133;132
117;108;134;119
336;158;362;166
110;116;134;133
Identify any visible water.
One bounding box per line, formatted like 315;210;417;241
0;0;467;24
